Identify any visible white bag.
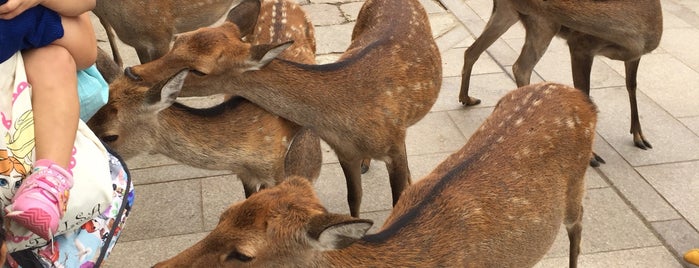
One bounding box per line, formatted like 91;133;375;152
0;52;114;252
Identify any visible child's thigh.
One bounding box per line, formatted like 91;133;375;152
53;13;97;70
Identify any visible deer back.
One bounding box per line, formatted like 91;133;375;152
511;0;662;56
153;82;597;267
94;0;237;63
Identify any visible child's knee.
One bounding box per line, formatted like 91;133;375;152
24;45;77;73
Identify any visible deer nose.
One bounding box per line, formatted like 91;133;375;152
124;67;143;81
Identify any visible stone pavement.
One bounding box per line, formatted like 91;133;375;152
91;0;699;267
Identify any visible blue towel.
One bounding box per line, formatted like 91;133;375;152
77;65;109;121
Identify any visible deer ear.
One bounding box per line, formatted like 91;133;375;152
226;0;261;37
307;213;373;251
144;69;189;112
246;41;293;71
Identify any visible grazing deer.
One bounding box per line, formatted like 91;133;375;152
153;82;597;268
93;0;237;65
125;0;442;217
458;0;662;151
88;0;323;198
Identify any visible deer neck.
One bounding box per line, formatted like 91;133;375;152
223;58;375;132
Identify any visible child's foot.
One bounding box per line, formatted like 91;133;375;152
686;249;699;266
5;159;73;240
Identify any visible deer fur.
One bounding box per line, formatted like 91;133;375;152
458;0;662;151
93;0;237;65
153;82;597;268
88;0;322;197
125;0;442;217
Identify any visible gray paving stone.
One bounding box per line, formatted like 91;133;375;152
593;136;681;222
542;188;661;258
679;116;699;136
592;86;699;166
312;162;393;215
338;2;363;21
120;179;203;242
123;153;178;169
406;111;468;156
534;246;682;268
434;25;471;52
632;53;699;118
447;72;517;108
429;12;459;37
638;161;699;229
129;163;230;185
201;175;247;230
304;3;345;26
313;23;355;54
103;232;208;268
652;219;699;267
430;76;472;112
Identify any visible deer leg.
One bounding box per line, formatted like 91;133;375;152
339;158;364;217
386;143;411;206
569;39;606;166
459;0;519;106
625;59;652;149
512;16;559;87
565;176;584;268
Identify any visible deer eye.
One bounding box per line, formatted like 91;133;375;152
225;250;254;263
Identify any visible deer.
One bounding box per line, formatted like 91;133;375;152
92;0;237;66
88;0;323;198
458;0;662;154
153;82;597;268
123;0;442;217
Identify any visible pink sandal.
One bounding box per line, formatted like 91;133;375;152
5;159;73;240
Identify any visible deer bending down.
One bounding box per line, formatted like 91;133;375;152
459;0;662;151
154;82;597;268
88;0;322;198
93;0;237;65
126;0;442;217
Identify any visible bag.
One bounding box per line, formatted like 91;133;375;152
7;146;134;268
0;52;114;251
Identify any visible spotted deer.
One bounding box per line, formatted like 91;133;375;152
153;82;597;268
458;0;662;152
125;0;442;217
93;0;237;65
88;0;322;198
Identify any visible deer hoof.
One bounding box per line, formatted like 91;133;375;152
460;96;481;106
360;159;371;174
633;137;653;150
589;152;605;167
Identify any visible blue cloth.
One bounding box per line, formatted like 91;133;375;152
78;64;109;121
0;5;64;63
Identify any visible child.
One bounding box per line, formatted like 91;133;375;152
0;0;97;240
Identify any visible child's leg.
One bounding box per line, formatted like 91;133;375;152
23;45;79;169
52;13;97;70
6;45;78;239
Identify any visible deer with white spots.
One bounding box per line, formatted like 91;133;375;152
153;82;597;268
124;0;442;217
88;0;322;198
458;0;662;153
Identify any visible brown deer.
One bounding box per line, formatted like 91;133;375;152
125;0;442;217
153;82;597;268
93;0;237;65
88;0;323;198
458;0;662;151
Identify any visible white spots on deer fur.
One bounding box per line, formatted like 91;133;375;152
532;99;542;107
565;118;575;129
514;117;524;127
496;136;505;143
508;197;531;205
281;136;288;145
